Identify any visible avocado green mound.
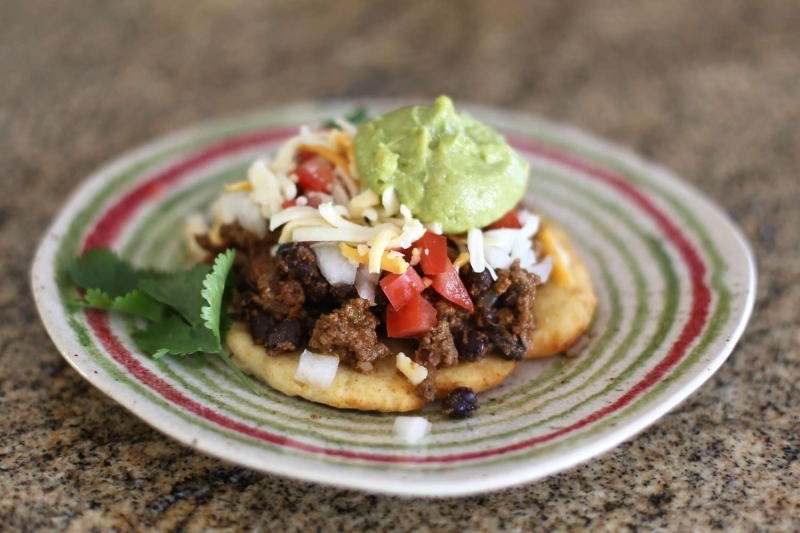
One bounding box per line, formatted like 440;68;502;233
353;96;529;234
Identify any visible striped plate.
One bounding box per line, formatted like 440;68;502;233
32;100;756;497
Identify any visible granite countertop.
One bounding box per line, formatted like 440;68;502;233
2;1;798;531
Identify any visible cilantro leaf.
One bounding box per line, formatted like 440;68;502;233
133;315;221;356
323;107;369;129
200;249;236;345
72;288;166;322
67;248;142;297
139;263;212;326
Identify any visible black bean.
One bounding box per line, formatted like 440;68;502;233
266;318;306;351
249;311;276;344
461;265;493;299
485;326;526;361
441;387;479;419
458;330;489;362
330;283;358;302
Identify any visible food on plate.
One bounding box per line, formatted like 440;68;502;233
67;96;596;416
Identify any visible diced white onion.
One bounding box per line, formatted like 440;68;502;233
294;350;339;389
393;417;431;444
425;222;443;235
312;243;358;284
484;246;513;270
211;192;266;236
356;361;374;373
355;264;380;302
382;186;400;216
467;228;486;273
483;229;518;255
410;247;421;266
396;352;428;385
525;256;554;283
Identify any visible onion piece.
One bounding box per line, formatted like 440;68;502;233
484;246;513;270
467;228;486;273
483;229;518;255
355;264;380;302
312;243;358;284
393;417;431;444
525;256;554;283
382;186;400;216
294;350;339;389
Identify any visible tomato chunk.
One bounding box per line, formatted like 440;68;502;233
281;199;297;209
431;262;474;312
487;209;522;230
296;149;317;165
386;294;438;339
293;156;334;192
380;267;426;311
416;231;449;275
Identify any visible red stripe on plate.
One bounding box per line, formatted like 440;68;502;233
82;127;710;464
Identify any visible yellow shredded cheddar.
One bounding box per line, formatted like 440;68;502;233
422;277;433;288
224;181;253;192
453;252;471;269
538;227;573;286
300;144;350;171
339;243;409;274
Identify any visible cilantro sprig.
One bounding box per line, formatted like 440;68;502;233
323;107;369;130
67;248;259;394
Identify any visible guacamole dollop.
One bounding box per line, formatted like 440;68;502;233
353;96;529;234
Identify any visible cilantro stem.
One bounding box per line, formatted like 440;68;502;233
217;348;261;396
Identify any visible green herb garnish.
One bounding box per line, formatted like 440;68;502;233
67;247;259;394
324;107;369;130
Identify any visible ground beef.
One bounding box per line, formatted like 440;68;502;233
415;370;438;403
497;262;538;341
309;298;390;365
434;299;471;337
199;223;541;402
415;322;458;368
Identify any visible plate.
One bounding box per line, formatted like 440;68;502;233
31;100;756;497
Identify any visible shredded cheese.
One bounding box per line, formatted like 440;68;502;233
538;227;573;286
396;352;428;385
369;228;396;274
453;252;471;269
339;243;409;274
224;181;252;192
299;143;350;171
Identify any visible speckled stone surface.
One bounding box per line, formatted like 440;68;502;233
1;1;798;531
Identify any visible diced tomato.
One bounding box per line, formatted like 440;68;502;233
487;209;522;230
296;149;317;165
386;293;438;339
303;194;324;208
380;268;426;311
431;262;474;311
293;156;334;192
416;231;449;275
281;199;297;209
